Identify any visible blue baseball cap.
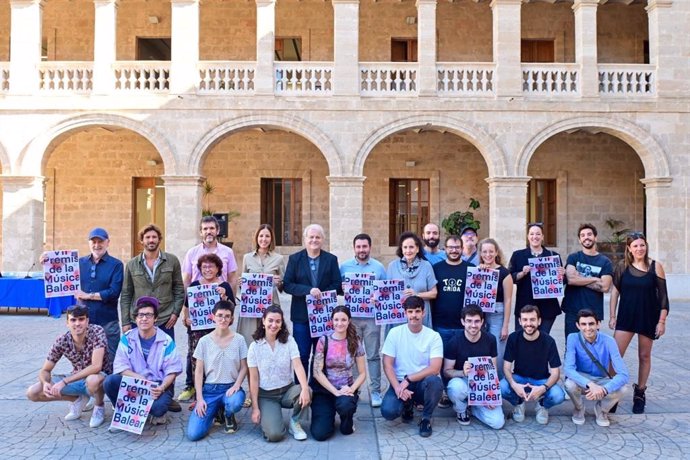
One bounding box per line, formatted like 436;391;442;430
88;228;109;240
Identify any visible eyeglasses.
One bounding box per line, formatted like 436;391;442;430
136;313;155;319
214;314;233;320
628;231;645;240
446;245;462;251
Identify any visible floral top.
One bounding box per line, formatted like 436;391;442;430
47;324;112;374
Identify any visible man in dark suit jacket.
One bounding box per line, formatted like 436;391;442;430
284;224;343;376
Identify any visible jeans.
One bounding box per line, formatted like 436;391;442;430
381;375;443;421
158;323;175;342
104;374;173;417
310;390;359;441
257;383;309;442
353;318;381;393
51;374;102;397
499;374;565;409
446;377;505;430
100;320;121;366
292;321;318;380
434;327;462;386
514;316;555;335
564;374;629;413
187;383;246;441
484;303;507;379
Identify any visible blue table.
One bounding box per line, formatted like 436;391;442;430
0;277;74;318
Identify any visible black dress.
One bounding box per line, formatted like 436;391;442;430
508;247;563;321
613;261;669;340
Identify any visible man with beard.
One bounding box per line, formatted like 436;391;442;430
422;223;446;265
120;224;185;341
460;226;480;266
500;305;565;425
561;224;613;340
340;233;387;407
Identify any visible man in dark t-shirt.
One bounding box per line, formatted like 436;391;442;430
562;224;613;340
443;305;504;429
500;305;565;425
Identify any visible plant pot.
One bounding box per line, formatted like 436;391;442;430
598;242;626;266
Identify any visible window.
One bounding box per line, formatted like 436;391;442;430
136;38;171;61
391;38;418;62
389;179;430;246
275;38;302;62
521;39;555;63
261;178;303;246
527;179;557;246
132;177;166;256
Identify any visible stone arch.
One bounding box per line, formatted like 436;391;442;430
188;113;343;176
17;113;177;176
517;116;671;178
353;115;508;177
0;139;9;174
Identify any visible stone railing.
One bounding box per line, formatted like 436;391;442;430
522;64;579;95
38;62;93;93
598;64;655;96
0;63;8;92
114;61;170;91
198;61;255;94
274;62;333;96
360;62;418;96
437;62;495;96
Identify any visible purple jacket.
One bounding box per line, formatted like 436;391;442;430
113;327;182;383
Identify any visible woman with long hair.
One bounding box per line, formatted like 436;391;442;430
247;306;311;441
310;306;367;441
477;238;513;378
609;232;669;414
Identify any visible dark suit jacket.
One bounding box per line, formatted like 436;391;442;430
284;249;342;323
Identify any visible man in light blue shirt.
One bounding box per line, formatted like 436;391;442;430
340;233;386;407
564;309;629;427
422;223;446;265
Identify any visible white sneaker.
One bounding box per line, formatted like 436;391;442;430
370;391;382;408
594;402;610;427
89;406;105;428
65;395;87;421
536;404;549;425
571;404;585;425
289;419;308;441
512;402;525;423
83;396;95;412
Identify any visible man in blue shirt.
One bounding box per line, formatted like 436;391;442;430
422;223;446;265
77;228;123;364
340;233;387;407
564;309;629;427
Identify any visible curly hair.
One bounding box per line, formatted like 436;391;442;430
252;305;290;344
395;231;427;261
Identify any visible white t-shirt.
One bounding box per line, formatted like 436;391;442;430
193;333;248;384
381;324;443;381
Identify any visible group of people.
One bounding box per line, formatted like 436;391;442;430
26;218;669;442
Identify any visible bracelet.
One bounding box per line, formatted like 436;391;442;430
61;379;68;386
658;320;666;324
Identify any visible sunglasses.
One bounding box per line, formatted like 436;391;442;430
527;222;544;229
628;231;645;240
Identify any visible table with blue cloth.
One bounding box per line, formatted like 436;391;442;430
0;277;74;317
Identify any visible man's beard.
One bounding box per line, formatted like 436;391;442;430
424;238;439;249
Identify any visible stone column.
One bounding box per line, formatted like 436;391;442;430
92;0;118;94
416;0;437;96
640;177;673;268
170;0;200;94
9;0;43;95
162;175;204;261
573;0;599;98
327;176;365;261
255;0;276;95
490;0;522;98
486;177;530;255
646;0;673;97
2;176;46;272
332;0;359;96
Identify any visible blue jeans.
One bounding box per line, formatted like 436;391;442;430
187;383;246;441
381;375;443;420
104;374;173;417
310;390;358;441
292;321;318;380
499;375;565;409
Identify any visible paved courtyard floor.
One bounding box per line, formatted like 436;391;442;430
0;300;688;459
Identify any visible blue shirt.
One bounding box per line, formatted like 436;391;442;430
564;331;629;393
78;252;124;326
423;249;447;266
339;257;387;280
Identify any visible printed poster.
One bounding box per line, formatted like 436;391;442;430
343;272;375;318
43;250;81;298
239;273;274;318
307;290;338;338
464;267;499;313
186;283;219;331
373;279;405;326
109;376;155;434
467;356;502;407
529;255;564;299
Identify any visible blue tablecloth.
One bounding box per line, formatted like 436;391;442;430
0;277;74;318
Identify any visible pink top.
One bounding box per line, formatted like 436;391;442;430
182;242;238;283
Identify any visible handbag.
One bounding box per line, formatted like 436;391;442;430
578;333;612;379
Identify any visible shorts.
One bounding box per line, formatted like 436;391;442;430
52;372;106;397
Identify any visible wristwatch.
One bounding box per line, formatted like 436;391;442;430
403;375;410;384
543;383;551;391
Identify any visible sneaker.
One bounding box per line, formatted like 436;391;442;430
84;396;95;411
214;406;225;426
150;415;168;426
224;413;238;434
65;395;87;421
401;401;414;423
242;397;252;408
594;402;610;427
168;399;182;413
418;418;432;437
512;402;525;423
571;404;585;425
370;391;382;408
438;394;452;409
456;411;470;426
89;406;105;428
289;419;308;441
177;387;195;402
536;404;549;425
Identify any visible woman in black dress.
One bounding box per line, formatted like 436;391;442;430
609;232;669;414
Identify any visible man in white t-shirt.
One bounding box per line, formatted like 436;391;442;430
381;296;444;438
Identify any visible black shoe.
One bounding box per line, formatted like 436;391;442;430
224;413;238;434
168;400;182;413
214;407;225;426
609;402;618;414
632;384;646;414
402;401;414;423
418;418;432;437
456;410;470;426
438;394;451;409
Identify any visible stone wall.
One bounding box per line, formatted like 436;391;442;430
199;0;256;61
522;2;575;63
275;0;334;62
436;1;492;62
116;0;171;60
598;3;648;64
360;1;418;61
43;0;95;61
0;2;9;62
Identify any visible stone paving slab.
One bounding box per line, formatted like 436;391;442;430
0;302;688;459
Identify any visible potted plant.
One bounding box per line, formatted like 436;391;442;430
598;218;630;265
441;198;481;236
